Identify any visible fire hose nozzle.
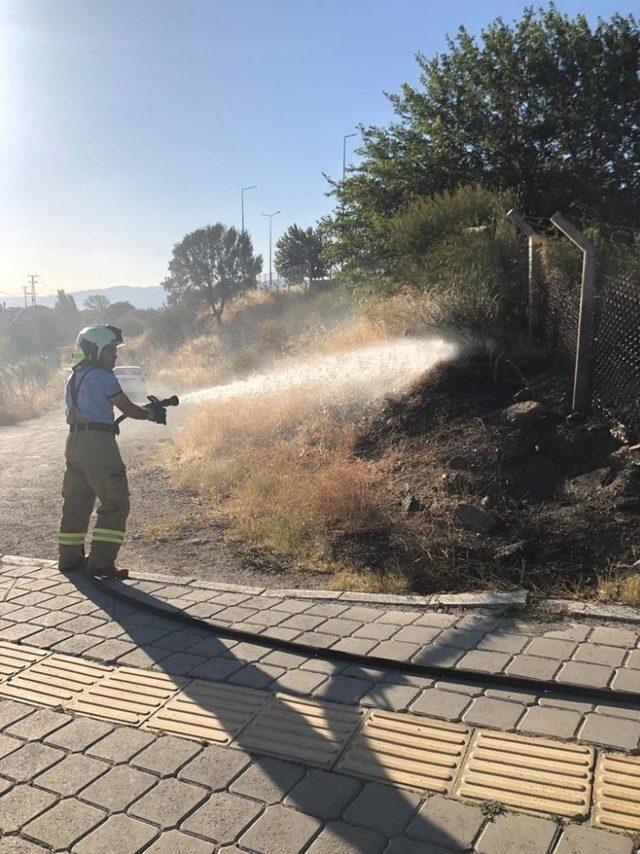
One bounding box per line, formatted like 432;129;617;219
147;394;179;408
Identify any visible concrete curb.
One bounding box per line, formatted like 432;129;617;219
3;554;640;624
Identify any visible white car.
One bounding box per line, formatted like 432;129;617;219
114;365;148;403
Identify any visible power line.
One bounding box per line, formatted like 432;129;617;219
35;275;58;297
0;308;26;332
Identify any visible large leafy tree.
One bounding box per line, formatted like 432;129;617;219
54;290;79;320
327;7;640;277
163;224;262;325
275;225;328;286
83;294;111;313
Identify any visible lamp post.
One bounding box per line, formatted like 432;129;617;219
241;185;257;233
342;133;357;181
261;210;281;288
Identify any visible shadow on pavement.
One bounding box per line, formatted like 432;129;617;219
64;571;467;852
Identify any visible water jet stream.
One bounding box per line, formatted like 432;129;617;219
183;337;457;408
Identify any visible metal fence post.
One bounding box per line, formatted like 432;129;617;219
550;212;597;414
506;209;542;341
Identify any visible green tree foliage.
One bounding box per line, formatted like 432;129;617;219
327;7;640;277
1;307;67;361
83;293;111;313
143;304;198;350
54;290;79;320
163;224;262;325
105;300;136;319
275;225;328;286
101;301;145;338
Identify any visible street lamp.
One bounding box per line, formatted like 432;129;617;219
342;133;357;181
241;185;257;233
261;210;281;288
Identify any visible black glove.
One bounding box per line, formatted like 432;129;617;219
147;406;166;425
145;396;167;425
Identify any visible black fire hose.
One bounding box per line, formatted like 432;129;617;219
96;389;639;709
90;576;640;710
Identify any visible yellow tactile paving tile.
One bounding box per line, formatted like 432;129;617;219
144;680;268;744
0;641;48;681
455;730;595;818
337;710;471;794
68;665;186;725
236;692;363;768
0;654;111;707
593;752;640;833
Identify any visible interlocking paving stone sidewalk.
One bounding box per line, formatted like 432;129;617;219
2;555;640;852
0;694;638;853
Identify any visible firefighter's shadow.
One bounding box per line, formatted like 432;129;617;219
70;574;464;852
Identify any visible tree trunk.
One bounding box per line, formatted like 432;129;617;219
212;298;225;326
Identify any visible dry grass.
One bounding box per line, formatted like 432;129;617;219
156;335;228;391
233;453;389;559
134;287;452;403
0;369;60;426
132;288;352;393
330;567;412;594
308;290;443;356
157;291;469;589
140;517;189;544
597;570;640;606
166;387;396;572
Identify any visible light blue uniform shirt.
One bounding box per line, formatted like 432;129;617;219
65;366;122;425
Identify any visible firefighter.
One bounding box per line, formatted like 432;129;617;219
58;325;165;579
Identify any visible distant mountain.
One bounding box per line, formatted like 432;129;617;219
1;285;166;310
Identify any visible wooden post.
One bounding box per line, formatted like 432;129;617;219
550;212;597;414
506;209;542;341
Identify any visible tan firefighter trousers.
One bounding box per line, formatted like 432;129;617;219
58;431;130;571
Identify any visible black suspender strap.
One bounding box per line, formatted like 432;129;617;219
69;364;100;417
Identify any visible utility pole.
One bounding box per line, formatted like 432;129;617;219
28;274;37;307
342;132;357;181
241;185;257;234
23;286;29;308
261;211;281;288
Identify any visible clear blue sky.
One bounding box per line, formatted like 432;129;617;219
0;0;630;296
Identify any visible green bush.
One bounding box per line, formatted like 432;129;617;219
381;184;527;333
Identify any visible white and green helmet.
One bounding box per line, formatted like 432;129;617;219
72;325;123;364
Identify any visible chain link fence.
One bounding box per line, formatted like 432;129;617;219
591;273;640;430
539;232;640;433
